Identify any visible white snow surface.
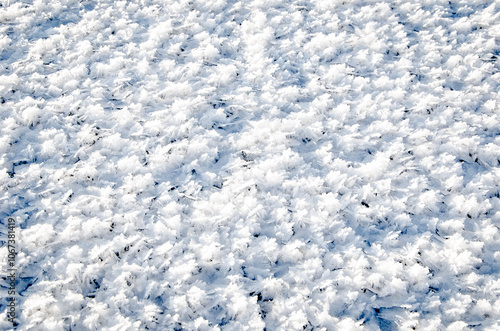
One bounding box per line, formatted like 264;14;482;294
1;0;500;330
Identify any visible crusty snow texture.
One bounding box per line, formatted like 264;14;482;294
1;0;500;330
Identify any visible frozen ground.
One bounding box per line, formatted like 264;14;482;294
1;0;500;330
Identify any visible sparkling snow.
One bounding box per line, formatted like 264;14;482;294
1;0;500;330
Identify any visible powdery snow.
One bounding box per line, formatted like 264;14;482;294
1;0;500;330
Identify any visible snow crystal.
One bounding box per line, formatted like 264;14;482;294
1;0;500;329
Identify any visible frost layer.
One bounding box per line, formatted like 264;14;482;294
1;0;500;330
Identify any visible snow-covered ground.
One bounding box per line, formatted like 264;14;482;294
1;0;500;329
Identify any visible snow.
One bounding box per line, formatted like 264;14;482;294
1;0;500;330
